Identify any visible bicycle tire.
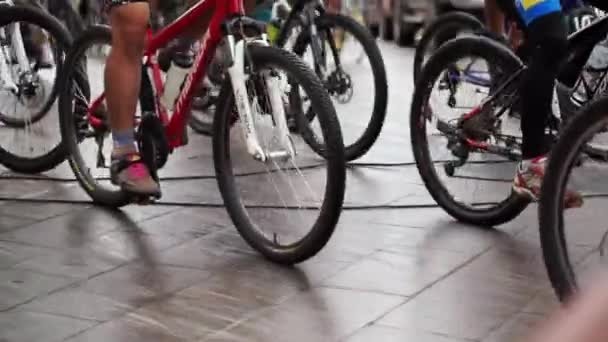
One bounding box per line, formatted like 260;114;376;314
286;13;388;161
0;5;83;173
538;97;608;302
0;4;67;127
59;25;130;207
213;44;346;265
411;36;529;227
413;12;483;84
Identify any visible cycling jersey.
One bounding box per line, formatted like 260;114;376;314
516;0;562;25
497;0;607;26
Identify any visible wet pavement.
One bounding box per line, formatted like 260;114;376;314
0;41;572;341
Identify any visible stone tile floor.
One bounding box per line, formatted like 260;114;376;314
0;41;588;341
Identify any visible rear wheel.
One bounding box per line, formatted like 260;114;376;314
213;44;346;264
411;36;529;227
59;26;131;207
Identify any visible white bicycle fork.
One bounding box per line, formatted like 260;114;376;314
0;0;31;93
226;36;295;163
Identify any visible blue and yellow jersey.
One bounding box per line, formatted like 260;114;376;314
515;0;563;25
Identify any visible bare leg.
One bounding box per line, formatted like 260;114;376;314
105;2;149;135
105;2;160;195
484;0;505;35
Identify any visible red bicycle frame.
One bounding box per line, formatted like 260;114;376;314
87;0;247;149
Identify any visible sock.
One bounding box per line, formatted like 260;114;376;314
111;129;137;158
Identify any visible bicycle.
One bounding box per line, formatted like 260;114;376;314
275;0;388;161
0;1;90;173
57;0;347;264
412;1;604;84
410;13;608;227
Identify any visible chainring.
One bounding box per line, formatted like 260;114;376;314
137;114;169;174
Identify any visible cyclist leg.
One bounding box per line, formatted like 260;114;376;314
485;0;507;35
104;0;162;196
512;1;582;208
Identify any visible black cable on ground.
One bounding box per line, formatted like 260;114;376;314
0;159;517;182
0;196;477;210
0;159;552;210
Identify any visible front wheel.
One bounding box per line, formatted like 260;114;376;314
213;45;346;265
539;96;608;302
287;13;388;161
0;6;83;173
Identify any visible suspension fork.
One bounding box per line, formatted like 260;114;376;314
226;34;267;161
3;0;30;75
305;6;327;77
226;31;295;161
0;28;17;92
10;21;31;73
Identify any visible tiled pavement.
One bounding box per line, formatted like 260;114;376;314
0;41;582;341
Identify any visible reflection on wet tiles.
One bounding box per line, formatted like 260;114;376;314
522;289;560;315
0;215;34;234
156;231;259;271
204;287;404;342
22;287;134;322
0;310;95;342
88;229;185;264
64;313;190;342
0;200;78;221
378;255;543;340
322;249;474;296
79;262;211;307
346;324;469;342
483;312;546;342
0;269;74;310
0;208;123;249
0;241;52;269
12;248;125;280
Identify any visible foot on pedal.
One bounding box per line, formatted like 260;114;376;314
110;153;161;198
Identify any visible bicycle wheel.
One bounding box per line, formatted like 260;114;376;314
59;25;131;207
282;13;388;161
413;12;483;84
411;36;529;227
539;96;608;302
213;44;346;265
0;5;78;173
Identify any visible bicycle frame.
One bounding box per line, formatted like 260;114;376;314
447;14;608;157
87;0;276;160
